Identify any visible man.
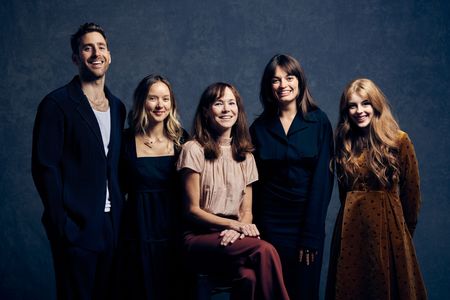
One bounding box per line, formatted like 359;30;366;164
32;23;126;300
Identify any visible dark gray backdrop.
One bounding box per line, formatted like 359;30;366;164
1;0;449;299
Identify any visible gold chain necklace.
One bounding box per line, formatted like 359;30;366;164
143;134;165;148
87;96;109;111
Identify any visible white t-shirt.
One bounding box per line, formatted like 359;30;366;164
93;108;111;212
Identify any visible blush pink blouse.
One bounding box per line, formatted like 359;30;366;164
177;139;258;217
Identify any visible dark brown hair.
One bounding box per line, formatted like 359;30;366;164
71;23;107;55
193;82;253;161
260;54;317;117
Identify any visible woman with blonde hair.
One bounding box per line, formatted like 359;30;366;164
326;78;427;299
177;82;289;300
117;74;188;299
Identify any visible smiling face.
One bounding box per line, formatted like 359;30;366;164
209;87;238;138
73;31;111;81
145;81;172;124
347;93;374;128
271;66;299;108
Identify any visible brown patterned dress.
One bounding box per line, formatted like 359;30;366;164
326;131;427;300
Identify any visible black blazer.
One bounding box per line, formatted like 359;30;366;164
250;109;334;249
32;76;126;251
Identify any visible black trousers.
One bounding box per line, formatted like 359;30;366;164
49;213;114;300
275;243;324;300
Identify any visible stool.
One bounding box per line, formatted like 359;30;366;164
196;273;232;300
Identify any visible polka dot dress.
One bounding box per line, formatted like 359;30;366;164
326;131;427;300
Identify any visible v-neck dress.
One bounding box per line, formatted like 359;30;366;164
116;129;186;300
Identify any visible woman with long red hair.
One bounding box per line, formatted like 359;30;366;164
326;78;427;299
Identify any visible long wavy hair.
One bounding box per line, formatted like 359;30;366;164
260;54;318;118
193;82;253;162
335;78;400;188
129;74;184;149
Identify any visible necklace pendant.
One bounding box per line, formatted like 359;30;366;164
143;140;154;148
142;134;166;150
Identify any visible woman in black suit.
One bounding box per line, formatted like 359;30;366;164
250;54;334;299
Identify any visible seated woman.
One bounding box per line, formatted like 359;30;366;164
177;82;289;300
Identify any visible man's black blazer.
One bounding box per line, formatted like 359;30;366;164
32;76;126;251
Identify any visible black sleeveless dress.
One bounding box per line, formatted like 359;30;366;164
116;129;186;300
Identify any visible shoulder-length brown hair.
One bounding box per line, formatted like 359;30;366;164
335;78;401;187
129;74;184;149
260;54;318;118
193;82;253;162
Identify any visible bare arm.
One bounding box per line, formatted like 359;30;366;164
221;184;260;245
182;169;260;245
238;185;260;236
182;169;247;231
239;185;253;224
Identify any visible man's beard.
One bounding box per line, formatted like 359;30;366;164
79;65;107;82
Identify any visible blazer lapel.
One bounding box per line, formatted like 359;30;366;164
287;113;309;136
68;76;106;155
266;113;310;140
105;87;118;160
266;115;288;142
